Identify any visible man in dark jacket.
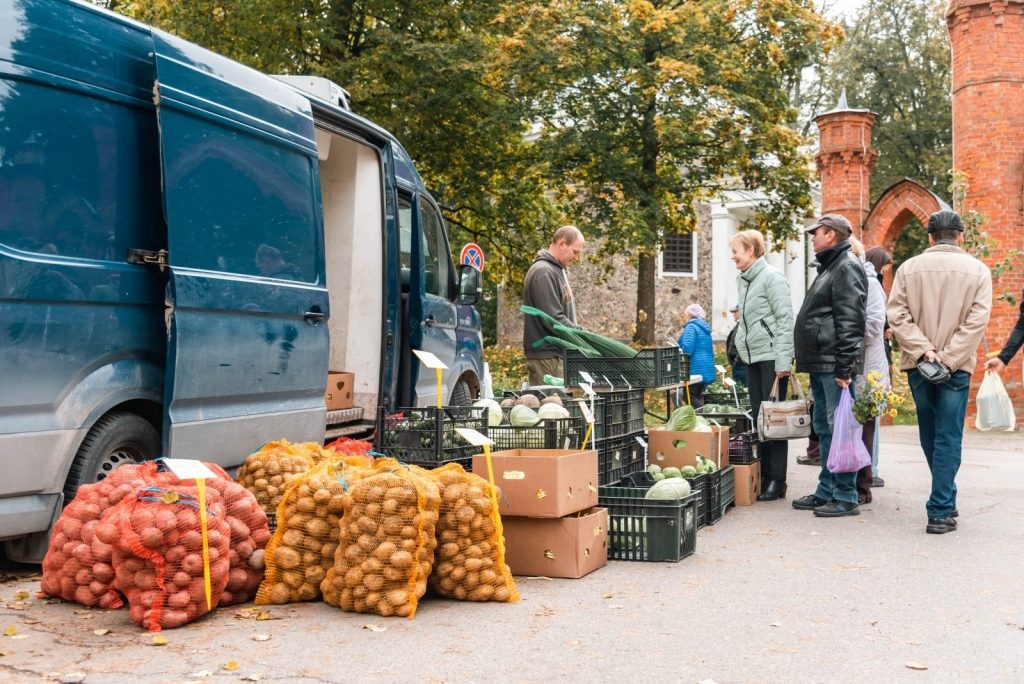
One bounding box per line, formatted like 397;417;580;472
522;225;585;385
791;214;868;517
985;288;1024;374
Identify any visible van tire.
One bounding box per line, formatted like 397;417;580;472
450;379;472;406
64;411;161;503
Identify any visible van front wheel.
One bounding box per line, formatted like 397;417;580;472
450;379;472;406
64;411;161;503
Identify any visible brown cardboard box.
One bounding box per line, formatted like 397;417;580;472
647;425;730;470
324;372;354;410
732;461;761;505
472;448;598;518
500;507;609;578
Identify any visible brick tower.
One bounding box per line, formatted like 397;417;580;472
814;92;878;233
947;0;1024;412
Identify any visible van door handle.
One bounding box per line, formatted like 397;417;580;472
424;315;436;328
304;310;326;324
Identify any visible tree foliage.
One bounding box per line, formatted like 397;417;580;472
491;0;839;342
808;0;951;198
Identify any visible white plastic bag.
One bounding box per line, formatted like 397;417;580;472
975;371;1016;431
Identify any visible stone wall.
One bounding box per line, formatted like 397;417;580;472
496;204;721;349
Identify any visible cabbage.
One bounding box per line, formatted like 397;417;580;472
662;467;682;479
696;454;717;474
536;403;570;421
667;405;697;431
473;398;503;427
644;477;692;499
646;464;662;475
680;465;698;478
509;404;541;427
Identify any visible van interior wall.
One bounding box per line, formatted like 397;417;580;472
320;132;384;413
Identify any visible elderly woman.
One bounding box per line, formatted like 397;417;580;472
678;302;716;408
730;229;795;502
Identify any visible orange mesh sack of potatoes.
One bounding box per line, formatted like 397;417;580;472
199;473;271;606
255;459;372;604
40;461;177;608
417;464;518;603
321;465;441;618
104;484;231;631
236;440;323;517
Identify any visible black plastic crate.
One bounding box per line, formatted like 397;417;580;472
697;406;754;435
719;465;736;514
707;465;734;525
598;485;698;562
596;432;646;485
702;390;750;408
564;346;682;388
567;389;645;442
728;430;759;465
683;472;710;528
487;416;585;450
375;405;487;466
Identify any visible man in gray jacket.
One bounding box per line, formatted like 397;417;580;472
522;225;585;385
888;210;991;534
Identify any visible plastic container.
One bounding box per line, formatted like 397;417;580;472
683;472;710;528
719;465;736;513
595;431;646;485
697;406;755;435
375;405;487;469
707;465;735;525
486;416;585;450
567;389;645;442
598;485;698;562
564;347;682;388
728;430;759;465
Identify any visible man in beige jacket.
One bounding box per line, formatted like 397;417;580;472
887;210;992;535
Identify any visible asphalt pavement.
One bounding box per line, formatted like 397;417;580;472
2;425;1022;684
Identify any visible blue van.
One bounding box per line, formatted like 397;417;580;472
0;0;484;561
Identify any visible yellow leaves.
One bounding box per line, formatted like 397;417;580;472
223;661;240;671
3;626;17;636
13;591;28;601
151;634;168;646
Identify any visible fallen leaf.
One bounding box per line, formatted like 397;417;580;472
189;670;212;678
93;629;111;636
769;622;782;628
905;661;928;670
602;594;614;599
0;650;12;657
235;608;279;621
362;624;387;633
21;619;39;625
606;604;624;610
9;635;29;640
251;634;271;642
239;675;263;682
3;626;17;636
151;635;168;646
223;661;240;671
8;602;29;611
14;591;28;601
55;672;87;683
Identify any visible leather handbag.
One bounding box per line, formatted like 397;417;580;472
917;359;951;385
757;375;812;441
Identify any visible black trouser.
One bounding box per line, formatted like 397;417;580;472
747;360;789;484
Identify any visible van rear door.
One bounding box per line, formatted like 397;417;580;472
152;32;330;463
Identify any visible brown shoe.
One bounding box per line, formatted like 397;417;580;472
797;454;821;466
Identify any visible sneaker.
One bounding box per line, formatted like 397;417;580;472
926;517;958;534
951;508;959;518
871;476;885;487
797;454;821;466
813;500;860;517
792;494;828;510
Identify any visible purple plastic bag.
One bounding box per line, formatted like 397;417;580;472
827;387;872;474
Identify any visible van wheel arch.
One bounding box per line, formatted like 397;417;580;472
64;410;161;503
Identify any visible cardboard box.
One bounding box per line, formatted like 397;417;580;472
732;461;761;505
472;448;598;518
500;507;609;578
646;425;730;470
325;371;354;410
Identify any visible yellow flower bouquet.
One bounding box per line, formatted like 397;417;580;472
853;371;904;425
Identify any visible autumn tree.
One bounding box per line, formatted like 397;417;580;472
491;0;839;344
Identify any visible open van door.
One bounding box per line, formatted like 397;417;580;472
152;32;330;462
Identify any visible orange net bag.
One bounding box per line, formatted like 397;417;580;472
324;436;374;455
200;474;271;606
40;462;177;608
236;440;322;517
104;484;230;631
321;463;440;618
255;459;372;604
417;464;518;603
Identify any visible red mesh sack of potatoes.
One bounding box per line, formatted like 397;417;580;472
417;463;518;603
324;436;374;456
199;474;271;606
40;461;177;608
255;459;372;604
104;484;230;631
235;440;321;518
321;464;440;618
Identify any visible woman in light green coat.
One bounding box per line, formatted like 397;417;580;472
730;230;795;501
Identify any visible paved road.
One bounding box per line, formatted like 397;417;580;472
2;426;1022;684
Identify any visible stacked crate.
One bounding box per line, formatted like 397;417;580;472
374;405;488;470
567;388;646;485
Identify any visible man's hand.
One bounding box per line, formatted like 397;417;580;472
922;350;940;363
835;376;851;389
776;371;790;378
985;358;1006;373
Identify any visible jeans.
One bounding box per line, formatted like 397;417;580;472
907;369;970;519
810;373;859;505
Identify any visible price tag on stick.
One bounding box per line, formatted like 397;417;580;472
161;459;220;610
413;350;449;406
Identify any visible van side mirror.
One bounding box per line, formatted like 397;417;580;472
457;264;481;305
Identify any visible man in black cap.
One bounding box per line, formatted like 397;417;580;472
792;214;868;517
887;209;991;534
